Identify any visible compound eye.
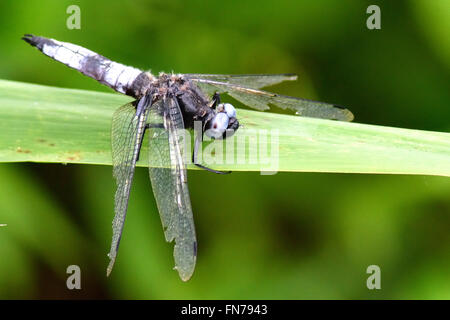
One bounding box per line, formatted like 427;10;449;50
205;112;229;139
223;103;236;118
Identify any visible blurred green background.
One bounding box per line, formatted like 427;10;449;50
0;0;449;299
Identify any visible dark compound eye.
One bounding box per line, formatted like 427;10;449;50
224;117;239;138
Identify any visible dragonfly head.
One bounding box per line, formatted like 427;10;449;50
205;103;239;139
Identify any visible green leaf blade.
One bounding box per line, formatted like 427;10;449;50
0;79;449;177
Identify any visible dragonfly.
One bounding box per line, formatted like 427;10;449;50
22;34;354;281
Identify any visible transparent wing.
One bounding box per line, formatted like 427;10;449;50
190;78;354;121
107;98;150;276
148;97;196;281
185;73;297;90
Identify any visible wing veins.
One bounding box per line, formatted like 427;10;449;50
148;96;196;281
107;96;151;276
190;78;354;121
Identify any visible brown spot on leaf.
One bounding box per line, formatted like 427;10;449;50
16;147;31;154
66;152;81;162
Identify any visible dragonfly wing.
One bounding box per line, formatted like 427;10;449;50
107;96;151;276
191;79;354;121
148;96;196;281
185;73;297;90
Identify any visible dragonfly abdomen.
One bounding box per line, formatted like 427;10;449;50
22;34;151;96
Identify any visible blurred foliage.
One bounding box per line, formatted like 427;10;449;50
0;0;448;299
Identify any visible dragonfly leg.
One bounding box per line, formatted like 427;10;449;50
210;92;221;109
135;123;149;162
192;130;231;175
136;123;164;162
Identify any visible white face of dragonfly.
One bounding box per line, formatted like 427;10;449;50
205;103;238;139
